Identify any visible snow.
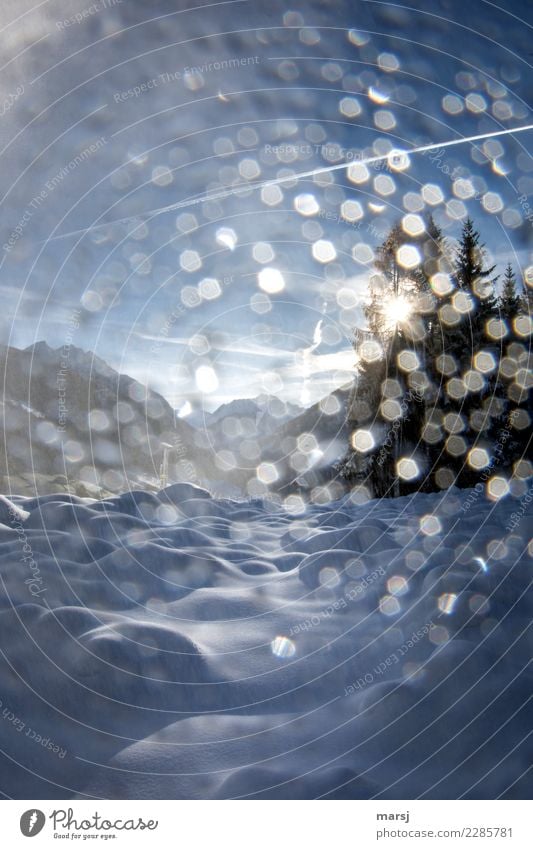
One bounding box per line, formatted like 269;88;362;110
0;485;530;799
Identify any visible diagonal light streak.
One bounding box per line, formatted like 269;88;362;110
41;123;533;244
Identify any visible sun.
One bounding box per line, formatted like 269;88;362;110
383;295;412;329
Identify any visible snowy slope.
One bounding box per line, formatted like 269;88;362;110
0;342;217;496
201;395;302;428
0;343;349;500
0;485;530;799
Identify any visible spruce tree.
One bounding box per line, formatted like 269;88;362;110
343;216;528;497
342;216;445;496
453;217;498;354
488;263;532;480
499;263;521;322
428;218;500;488
520;283;532;317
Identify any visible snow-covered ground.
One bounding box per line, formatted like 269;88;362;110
0;484;531;799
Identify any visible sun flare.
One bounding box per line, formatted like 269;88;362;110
383;295;412;329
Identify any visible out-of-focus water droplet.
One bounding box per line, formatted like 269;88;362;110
258;268;284;294
216;227;237;250
380;595;401;616
420;515;442;536
195;366;218;393
396;457;419;481
271;636;296;658
438;593;458;615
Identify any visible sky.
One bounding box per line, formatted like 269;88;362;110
0;0;531;411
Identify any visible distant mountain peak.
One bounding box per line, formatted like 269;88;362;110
24;340;55;352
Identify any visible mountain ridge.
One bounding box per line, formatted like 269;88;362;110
0;341;352;500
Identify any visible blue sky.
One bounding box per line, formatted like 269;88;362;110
0;0;531;410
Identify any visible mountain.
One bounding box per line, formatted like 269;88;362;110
258;385;353;496
189;383;353;499
191;394;303;442
0;342;353;499
0;342;208;497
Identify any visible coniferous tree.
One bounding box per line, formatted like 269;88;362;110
341;215;445;496
520;282;532;317
487;263;532;481
341;214;530;499
499;264;521;322
342;214;533;497
429;218;500;489
452;217;498;353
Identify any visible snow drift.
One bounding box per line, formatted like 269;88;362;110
0;484;530;799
